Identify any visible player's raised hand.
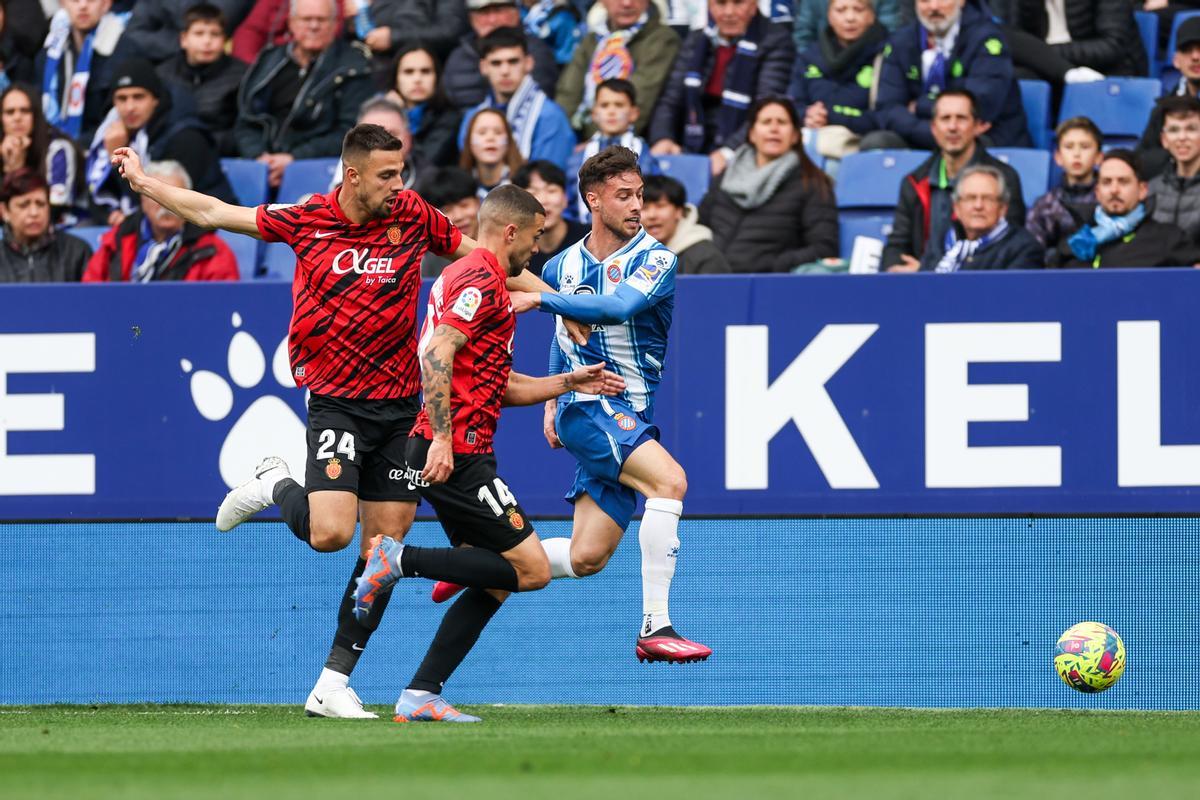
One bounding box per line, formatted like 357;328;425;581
509;291;540;314
422;438;455;484
111;147;146;191
567;361;625;397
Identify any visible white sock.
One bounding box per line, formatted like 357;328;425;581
404;689;432;698
639;498;682;636
542;537;579;578
314;667;349;692
258;470;287;505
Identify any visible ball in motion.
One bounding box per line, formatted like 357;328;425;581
1054;621;1125;693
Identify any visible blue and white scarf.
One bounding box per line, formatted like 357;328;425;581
85;107;148;216
935;218;1009;273
572;130;646;221
1068;203;1147;262
41;10;94;139
573;12;647;128
683;15;766;153
132;216;182;282
499;75;546;159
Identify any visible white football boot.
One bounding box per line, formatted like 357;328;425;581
304;686;379;719
215;456;290;532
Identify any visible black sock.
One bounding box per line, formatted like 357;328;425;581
407;588;502;694
273;479;312;547
324;557;394;676
400;545;519;592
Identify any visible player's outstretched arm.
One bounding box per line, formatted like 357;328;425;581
515;282;654;326
112;147;261;238
421;323;469;484
506;268;590;345
502;362;625;407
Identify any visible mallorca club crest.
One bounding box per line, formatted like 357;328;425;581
386;225;402;245
507;508;525;530
325;457;343;480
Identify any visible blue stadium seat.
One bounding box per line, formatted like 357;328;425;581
261;242;296;281
1166;11;1200;63
989;148;1051;208
1136;11;1159;77
218;231;260;280
838;213;892;261
654;154;711;204
219;159;269;207
277;158;339;205
1019;80;1053;151
835;150;927;209
1058;78;1161;146
66;225;108;252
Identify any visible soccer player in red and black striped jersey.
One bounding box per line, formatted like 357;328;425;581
350;186;624;723
110;127;588;720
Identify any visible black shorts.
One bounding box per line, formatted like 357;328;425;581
305;393;420;503
405;436;534;553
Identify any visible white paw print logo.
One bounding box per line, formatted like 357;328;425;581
181;312;307;488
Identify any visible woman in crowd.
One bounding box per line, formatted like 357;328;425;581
699;96;838;273
385;43;461;167
459;107;525;202
790;0;889;160
0;82;83;226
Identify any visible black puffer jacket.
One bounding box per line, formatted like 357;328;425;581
1056;201;1200;268
1148;167;1200;245
697;158;839;273
0;226;91;283
371;0;469;58
918;221;1045;271
993;0;1146;76
235;38;375;158
158;53;247;156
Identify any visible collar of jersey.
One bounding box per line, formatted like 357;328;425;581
474;246;504;278
579;228;647;265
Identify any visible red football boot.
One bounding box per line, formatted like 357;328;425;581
636;626;712;664
431;581;465;603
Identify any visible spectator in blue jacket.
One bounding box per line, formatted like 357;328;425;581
865;0;1031;150
790;0;889;154
792;0;903;51
649;0;795;173
458;26;575;169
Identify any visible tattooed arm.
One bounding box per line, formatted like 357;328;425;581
420;323;468;484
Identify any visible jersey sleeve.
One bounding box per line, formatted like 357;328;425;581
624;246;677;302
540;250;562;289
255;203;303;244
409;191;462;257
437;269;502;340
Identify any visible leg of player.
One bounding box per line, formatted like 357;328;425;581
619;439;712;664
305;500;416;719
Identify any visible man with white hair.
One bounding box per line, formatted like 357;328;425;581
234;0;375;186
83;159;239;281
867;0;1031;149
916;164;1043;271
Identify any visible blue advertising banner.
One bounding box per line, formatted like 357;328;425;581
2;270;1200;519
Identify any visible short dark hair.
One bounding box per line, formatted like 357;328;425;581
183;2;227;32
1158;94;1200;121
596;78;637;106
419;167;479;207
341;123;404;166
513;160;566;190
934;88;978;119
478;26;528;59
0;168;49;204
1055;116;1102;148
479;184;546;231
642;174;686;209
1101;148;1144;178
577;145;641;205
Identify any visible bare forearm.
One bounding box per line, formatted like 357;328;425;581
502;371;575;407
129;174;259;237
505;267;553;293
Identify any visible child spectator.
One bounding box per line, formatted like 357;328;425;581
1027;116;1100;266
565;77;655;222
460;106;526;201
1148;95;1200;246
157;3;247;156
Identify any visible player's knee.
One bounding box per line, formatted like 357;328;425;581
517;562;551;591
308;521;354;553
651;466;688;502
571;545;612;577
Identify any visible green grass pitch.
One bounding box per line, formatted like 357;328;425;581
2;705;1199;799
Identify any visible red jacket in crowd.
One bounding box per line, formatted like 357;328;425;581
83;212;239;282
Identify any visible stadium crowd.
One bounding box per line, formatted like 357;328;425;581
4;0;1200;282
